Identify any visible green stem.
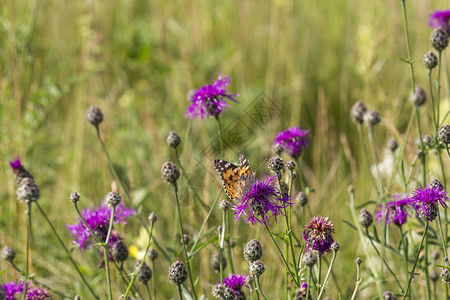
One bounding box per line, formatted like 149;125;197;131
264;222;299;287
123;223;155;298
152;260;156;300
255;276;267;300
368;125;384;197
177;284;184;300
356;124;379;195
35;202;99;299
305;267;312;300
103;206;116;300
174;183;198;300
317;250;337;300
424;232;431;300
350;260;362;300
400;0;416;91
437;51;442;125
219;210;227;282
403;222;429;299
22;203;32;300
400;227;409;295
428;70;438;132
146;284;152;300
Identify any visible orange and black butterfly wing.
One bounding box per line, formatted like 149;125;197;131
213;159;240;201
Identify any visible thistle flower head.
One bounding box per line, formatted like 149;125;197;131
411;186;449;222
66;202;135;251
351;101;367;124
185;73;239;121
302;216;335;255
274;127;310;159
168;261;188;285
375;195;412;226
423;51;438;70
429;10;450;33
431;28;449;52
25;286;51;300
222;274;247;296
232;174;292;226
3;281;24;300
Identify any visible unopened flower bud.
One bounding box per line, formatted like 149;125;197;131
86;106;103;127
168;261;188;285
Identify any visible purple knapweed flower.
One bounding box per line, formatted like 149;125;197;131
185;73;239;121
222;274;247;296
430;10;450;33
9;157;22;171
274;127;310;159
232;174;292;227
411;186;449;222
3;281;24;300
67;202;135;251
375;195;412;227
302;216;335;255
25;286;51;300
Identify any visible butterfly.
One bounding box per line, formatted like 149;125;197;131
213;154;256;201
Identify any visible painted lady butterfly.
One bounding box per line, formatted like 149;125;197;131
213;154;256;201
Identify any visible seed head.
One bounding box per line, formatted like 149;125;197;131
136;261;152;284
111;241;129;262
167;131;181;148
351;101;367;124
168;261;188;285
302;251;318;268
244;239;263;262
16;177;40;203
387;138;398;152
410;86;427;107
445;256;449;263
147;247;158;261
422;135;432;144
161;162;180;184
219;199;231;211
295;192;308;207
70;192;80;204
355;257;362;265
268;156;284;174
431;270;439;282
211;251;227;273
212;283;225;298
249;260;265;277
148;212;158;224
423;51;438;69
293;283;312;300
359;209;373;228
272;144;284;156
118;295;131;300
364;110;381;127
442;268;450;283
2;246;16;262
104;191;122;207
431;28;449;52
86;106;103;127
416;149;425;159
429;179;444;191
331;241;340;252
438;124;450;144
383;291;398;300
183;234;190;245
287;160;296;171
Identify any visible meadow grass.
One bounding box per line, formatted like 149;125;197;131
1;0;450;298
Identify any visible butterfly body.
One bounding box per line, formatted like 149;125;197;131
213;154;256;201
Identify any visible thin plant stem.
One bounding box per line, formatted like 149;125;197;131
317;250;337;300
145;284;152;300
219;210;227;282
424;233;431;300
365;228;404;293
400;0;416;91
35;202;99;299
123;222;155;298
152;260;156;300
437;51;442;125
215;116;224;156
22;203;32;300
403;221;429;299
103;206;116;300
226;212;235;274
368;126;384;197
264;222;299;287
356;124;379;196
177;284;184;300
350;260;362;300
190;194;221;253
305;267;312;300
255;276;267;300
318;254;322;288
400;226;409;293
174;183;198;300
428;70;438;132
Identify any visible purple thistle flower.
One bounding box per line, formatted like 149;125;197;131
274;127;310;159
185;73;239;121
411;186;449;222
222;274;247;296
9;157;22;171
375;195;412;227
3;281;24;300
302;216;335;255
232;174;292;227
67;202;135;251
430;10;450;33
25;286;51;300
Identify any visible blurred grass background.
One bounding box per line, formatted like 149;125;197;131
1;0;449;298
